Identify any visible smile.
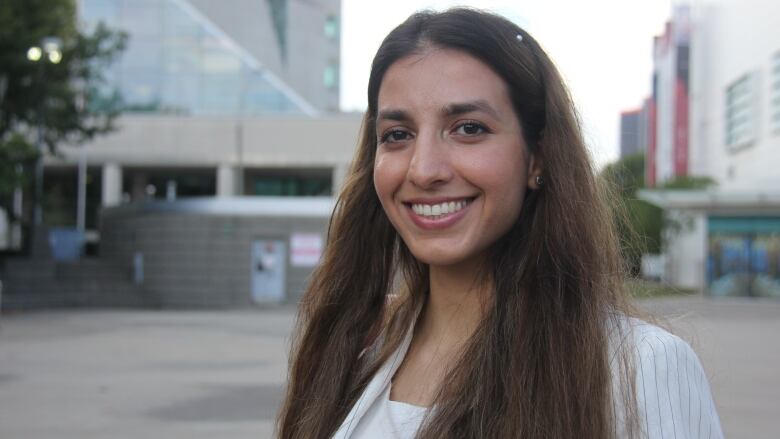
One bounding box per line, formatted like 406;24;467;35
403;197;476;230
410;199;472;219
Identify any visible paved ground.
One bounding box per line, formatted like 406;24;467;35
0;297;778;438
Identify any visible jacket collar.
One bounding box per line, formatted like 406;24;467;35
332;316;417;439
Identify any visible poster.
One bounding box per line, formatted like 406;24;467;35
291;233;323;267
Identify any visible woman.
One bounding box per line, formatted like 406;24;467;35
278;8;722;439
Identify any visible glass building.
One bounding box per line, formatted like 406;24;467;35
80;0;317;116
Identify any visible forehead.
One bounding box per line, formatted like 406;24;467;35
377;48;513;116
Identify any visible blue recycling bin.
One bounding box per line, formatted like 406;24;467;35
49;228;84;261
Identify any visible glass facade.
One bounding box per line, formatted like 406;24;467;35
707;216;780;297
81;0;308;115
244;168;331;196
267;0;287;59
122;168;216;202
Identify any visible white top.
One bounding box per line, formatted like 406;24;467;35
350;380;428;438
335;318;724;439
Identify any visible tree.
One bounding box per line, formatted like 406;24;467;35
0;0;126;245
601;153;662;275
600;153;715;275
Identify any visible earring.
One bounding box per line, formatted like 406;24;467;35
535;175;544;187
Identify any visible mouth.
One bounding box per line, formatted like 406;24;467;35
407;198;474;219
403;196;477;229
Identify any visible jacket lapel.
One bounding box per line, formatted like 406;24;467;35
332;323;416;439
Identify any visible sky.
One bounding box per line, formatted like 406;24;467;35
339;0;673;167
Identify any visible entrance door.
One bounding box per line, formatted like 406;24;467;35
251;239;286;304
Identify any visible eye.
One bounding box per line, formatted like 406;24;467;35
379;129;412;144
453;121;489;137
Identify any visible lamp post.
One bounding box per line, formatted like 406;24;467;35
26;37;62;227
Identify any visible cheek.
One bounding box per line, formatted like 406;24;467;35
373;152;405;205
475;149;528;215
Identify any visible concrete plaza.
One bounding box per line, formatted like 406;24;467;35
0;297;778;438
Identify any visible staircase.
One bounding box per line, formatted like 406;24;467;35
1;236;156;310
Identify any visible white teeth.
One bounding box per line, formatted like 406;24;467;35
410;199;471;218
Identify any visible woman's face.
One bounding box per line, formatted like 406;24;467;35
373;48;537;269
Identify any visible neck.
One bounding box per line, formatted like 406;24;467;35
417;257;490;347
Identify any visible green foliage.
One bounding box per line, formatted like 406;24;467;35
626;279;695;298
658;175;716;190
601;152;645;196
601;153;718;276
0;0;127;151
0;134;38;217
601;153;663;275
0;0;126;221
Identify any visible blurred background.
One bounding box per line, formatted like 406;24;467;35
0;0;777;438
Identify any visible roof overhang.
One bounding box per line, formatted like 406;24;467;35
637;190;780;212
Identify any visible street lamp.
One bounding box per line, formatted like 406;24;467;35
27;37;62;227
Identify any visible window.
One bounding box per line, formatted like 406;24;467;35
323;64;338;89
324;15;339;39
771;52;780;134
725;72;759;151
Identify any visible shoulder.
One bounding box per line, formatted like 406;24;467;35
616;318;724;439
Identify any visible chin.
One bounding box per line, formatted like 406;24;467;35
406;246;480;269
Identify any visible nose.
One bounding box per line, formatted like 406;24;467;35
407;132;453;189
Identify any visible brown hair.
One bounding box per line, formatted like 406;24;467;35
278;8;640;438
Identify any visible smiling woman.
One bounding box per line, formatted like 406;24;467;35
277;8;722;439
374;48;535;269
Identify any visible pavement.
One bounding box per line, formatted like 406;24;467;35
0;297;778;439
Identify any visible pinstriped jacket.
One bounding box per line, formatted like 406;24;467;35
334;316;724;439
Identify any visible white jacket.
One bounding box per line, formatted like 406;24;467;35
334;317;724;439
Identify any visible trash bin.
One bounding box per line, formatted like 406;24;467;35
49;228;84;261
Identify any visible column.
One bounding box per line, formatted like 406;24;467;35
332;163;350;196
217;164;241;197
102;162;122;207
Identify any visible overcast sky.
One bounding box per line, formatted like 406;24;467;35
339;0;672;167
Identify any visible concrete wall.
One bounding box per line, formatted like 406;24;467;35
663;210;707;290
689;0;780;189
288;0;342;112
99;198;332;307
54;115;361;168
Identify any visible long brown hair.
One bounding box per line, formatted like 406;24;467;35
278;8;640;438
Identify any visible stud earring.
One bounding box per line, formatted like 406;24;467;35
535;175;544;187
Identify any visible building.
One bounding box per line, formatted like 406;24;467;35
640;0;780;297
645;5;691;187
1;0;363;308
619;106;647;158
37;0;358;237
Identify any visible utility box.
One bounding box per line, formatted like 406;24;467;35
49;228;84;261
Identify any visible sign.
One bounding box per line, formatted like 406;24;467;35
291;233;323;267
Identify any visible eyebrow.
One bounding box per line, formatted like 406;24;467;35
377;109;409;122
443;100;500;119
377;100;501;123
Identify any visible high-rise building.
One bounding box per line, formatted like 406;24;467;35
646;5;690;187
619;107;646;158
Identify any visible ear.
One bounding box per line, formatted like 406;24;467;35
526;154;543;190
